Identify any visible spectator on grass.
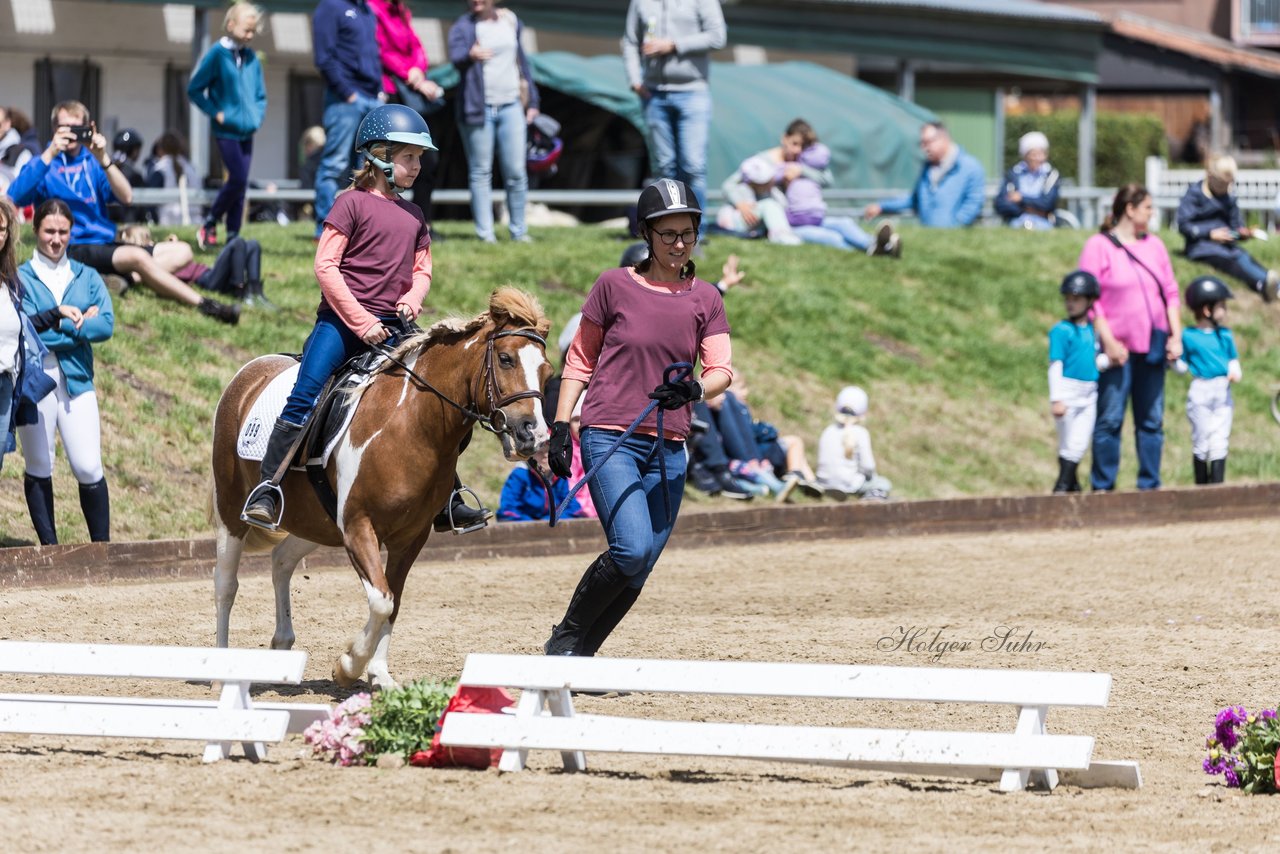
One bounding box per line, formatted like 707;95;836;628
119;224;273;309
448;0;539;243
1176;153;1278;303
864;121;985;228
0;197;59;473
7;101;239;324
107;128;152;225
370;0;446;229
622;0;726;237
995;131;1060;231
0;106;41;191
312;0;385;239
146;131;203;227
188;0;268;250
498;448;588;523
16;199;115;544
775;119;899;256
1078;183;1182;491
816;385;892;500
715;156;800;244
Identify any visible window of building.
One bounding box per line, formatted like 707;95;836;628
34;58;101;141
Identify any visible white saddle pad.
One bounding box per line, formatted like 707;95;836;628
236;364;300;461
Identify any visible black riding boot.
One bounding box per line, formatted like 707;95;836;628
544;552;630;656
23;474;57;545
198;297;241;325
1210;456;1227;484
1193;457;1210;485
580;585;642;657
242;418;304;530
78;478;110;543
1052;457;1079;494
433;473;492;534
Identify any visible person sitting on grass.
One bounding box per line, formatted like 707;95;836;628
497;449;586;523
995;131;1060;230
6;100;239;324
715;155;800;245
118;225;274;309
816;385;892;500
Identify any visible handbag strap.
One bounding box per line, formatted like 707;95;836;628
1106;231;1169;309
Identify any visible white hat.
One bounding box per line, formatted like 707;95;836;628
558;312;582;356
835;385;868;418
740;156;775;185
1018;131;1049;157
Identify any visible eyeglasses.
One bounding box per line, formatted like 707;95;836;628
654;229;697;246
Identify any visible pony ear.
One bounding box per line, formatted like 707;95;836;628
488;289;512;327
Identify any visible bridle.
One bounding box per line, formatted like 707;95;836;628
375;327;547;435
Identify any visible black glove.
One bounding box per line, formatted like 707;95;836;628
648;379;704;411
548;420;573;479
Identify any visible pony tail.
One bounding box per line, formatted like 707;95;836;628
1099;213;1115;233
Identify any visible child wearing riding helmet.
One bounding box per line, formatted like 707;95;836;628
242;103;487;533
816;385;891;500
542;178;733;657
1178;275;1240;484
1048;270;1108;493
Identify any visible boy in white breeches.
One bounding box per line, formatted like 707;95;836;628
1048;270;1108;492
1178;275;1240;484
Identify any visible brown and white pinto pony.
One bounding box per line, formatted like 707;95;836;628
210;288;552;689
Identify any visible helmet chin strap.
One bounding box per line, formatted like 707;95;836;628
366;150;410;197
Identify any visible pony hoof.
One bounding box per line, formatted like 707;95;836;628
332;655;359;688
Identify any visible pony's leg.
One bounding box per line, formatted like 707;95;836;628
365;542;426;691
334;518;394;688
269;535;320;650
213;521;245;648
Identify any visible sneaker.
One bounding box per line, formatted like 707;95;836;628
714;469;754;500
196;223;218;251
688;462;722;496
198;297;241;325
775;474;800;504
823;486;849;502
1265;270;1279;303
511;234;532;244
869;222;893;256
885;232;902;259
103;274;130;297
790;474;824;498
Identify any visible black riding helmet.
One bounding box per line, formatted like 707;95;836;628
1185;275;1234;312
1060;269;1100;298
636;179;701;229
619;241;649;268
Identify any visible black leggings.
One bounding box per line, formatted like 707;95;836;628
196;236;261;295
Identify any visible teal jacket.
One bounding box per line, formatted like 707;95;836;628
17;259;114;397
187;41;267;140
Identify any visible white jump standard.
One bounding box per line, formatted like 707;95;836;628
440;654;1142;792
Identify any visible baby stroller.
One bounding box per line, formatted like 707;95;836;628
527;113;563;187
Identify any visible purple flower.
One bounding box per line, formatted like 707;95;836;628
1261;709;1277;721
1204;756;1224;775
1224;767;1241;788
1216;706;1247;750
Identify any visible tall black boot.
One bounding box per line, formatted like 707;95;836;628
78;478;110;542
434;473;493;534
580;585;642;657
1210;456;1226;484
23;474;58;545
544;552;630;656
1052;457;1079;494
242;418;304;530
198;297;241;325
1193;457;1210;485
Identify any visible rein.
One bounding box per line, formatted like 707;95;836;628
548;362;692;528
375;327;547;435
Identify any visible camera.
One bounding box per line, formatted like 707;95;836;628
69;125;94;142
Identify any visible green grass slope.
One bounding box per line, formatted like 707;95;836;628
3;220;1278;544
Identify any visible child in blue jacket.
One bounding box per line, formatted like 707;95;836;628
187;1;267;249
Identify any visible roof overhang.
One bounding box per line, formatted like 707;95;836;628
1109;11;1280;81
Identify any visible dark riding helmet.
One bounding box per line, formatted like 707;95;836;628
619;241;650;268
113;128;143;156
1059;269;1100;298
636;179;701;228
354;104;436;194
1185;275;1234;312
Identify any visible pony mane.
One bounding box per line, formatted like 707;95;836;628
378;287;550;369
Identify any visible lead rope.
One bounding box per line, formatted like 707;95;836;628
549;362;692;527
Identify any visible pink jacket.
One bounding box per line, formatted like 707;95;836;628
368;0;429;96
1078;232;1180;354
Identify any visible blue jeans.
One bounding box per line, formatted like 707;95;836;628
210;136;253;236
458;102;528;241
1009;213;1054;231
644;89;712;234
1200;250;1269;291
280;311;399;426
1092;359;1166;491
195;236;260;294
582;427;687;589
793;216;873;251
713;392;758;461
0;372;14;465
315;92;379;237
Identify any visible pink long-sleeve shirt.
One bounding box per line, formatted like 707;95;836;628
368;0;430;95
1078;231;1180;354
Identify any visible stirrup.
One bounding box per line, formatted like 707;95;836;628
240;482;285;532
439;485;492;535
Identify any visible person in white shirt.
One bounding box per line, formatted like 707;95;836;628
816;385;892;500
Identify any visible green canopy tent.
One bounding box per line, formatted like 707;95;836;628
428;53;935;220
